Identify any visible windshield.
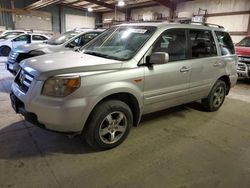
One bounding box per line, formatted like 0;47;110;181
46;31;78;45
82;26;157;61
237;37;250;47
0;33;19;40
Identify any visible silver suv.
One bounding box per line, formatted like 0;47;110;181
10;22;238;150
6;29;104;75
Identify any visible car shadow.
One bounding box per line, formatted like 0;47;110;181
0;121;98;159
140;101;205;123
0;102;205;160
237;78;250;84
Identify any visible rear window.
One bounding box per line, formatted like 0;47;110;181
190;29;217;59
215;31;235;55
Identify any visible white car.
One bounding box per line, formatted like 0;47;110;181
0;33;49;56
0;30;28;37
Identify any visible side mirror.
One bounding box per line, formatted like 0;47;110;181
74;46;80;52
148;52;169;65
66;42;75;48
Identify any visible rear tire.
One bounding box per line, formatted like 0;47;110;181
201;80;226;112
0;46;11;57
84;100;133;150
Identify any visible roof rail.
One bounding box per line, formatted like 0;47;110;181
189;22;224;28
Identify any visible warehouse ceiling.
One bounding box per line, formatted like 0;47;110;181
25;0;179;12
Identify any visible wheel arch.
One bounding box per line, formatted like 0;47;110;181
85;92;142;130
218;75;230;95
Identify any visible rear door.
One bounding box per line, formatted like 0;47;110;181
143;29;191;114
187;29;221;101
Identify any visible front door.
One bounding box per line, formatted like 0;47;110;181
12;34;31;49
143;29;191;114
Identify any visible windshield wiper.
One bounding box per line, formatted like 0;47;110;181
84;51;122;61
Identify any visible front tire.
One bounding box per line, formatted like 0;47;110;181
0;46;11;56
84;100;133;150
201;80;226;112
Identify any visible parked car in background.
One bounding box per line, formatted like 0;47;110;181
6;29;104;75
235;36;250;79
0;30;27;37
0;33;49;57
10;23;237;150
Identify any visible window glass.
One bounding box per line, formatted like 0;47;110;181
236;36;250;47
32;35;47;41
152;29;187;62
215;31;235;55
71;32;99;47
190;30;217;58
46;31;78;45
82;26;156;61
13;35;31;43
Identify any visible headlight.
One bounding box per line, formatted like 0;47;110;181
29;50;45;56
42;76;81;97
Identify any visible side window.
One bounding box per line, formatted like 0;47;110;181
69;36;81;47
13;35;31;43
215;31;235;55
32;35;47;41
79;32;99;46
152;29;187;62
190;29;217;58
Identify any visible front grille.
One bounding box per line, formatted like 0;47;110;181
8;51;19;64
238;56;250;63
14;69;34;93
237;62;247;71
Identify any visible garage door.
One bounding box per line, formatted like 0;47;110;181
65;14;95;31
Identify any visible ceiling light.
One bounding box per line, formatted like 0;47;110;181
88;7;93;12
118;1;125;7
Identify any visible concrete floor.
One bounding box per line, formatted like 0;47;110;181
0;62;250;188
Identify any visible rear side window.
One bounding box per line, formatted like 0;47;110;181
152;29;187;62
189;29;217;58
215;31;235;55
32;35;47;41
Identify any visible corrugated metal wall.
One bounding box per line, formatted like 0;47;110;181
0;0;14;29
0;0;102;33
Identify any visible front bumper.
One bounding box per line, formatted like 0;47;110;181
237;62;249;78
6;61;20;75
10;92;45;128
11;81;97;133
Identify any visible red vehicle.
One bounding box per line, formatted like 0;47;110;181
235;36;250;79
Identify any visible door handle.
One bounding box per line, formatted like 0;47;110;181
180;66;191;73
213;61;222;67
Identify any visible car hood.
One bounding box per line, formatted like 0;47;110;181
20;51;123;80
13;43;54;53
235;46;250;56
